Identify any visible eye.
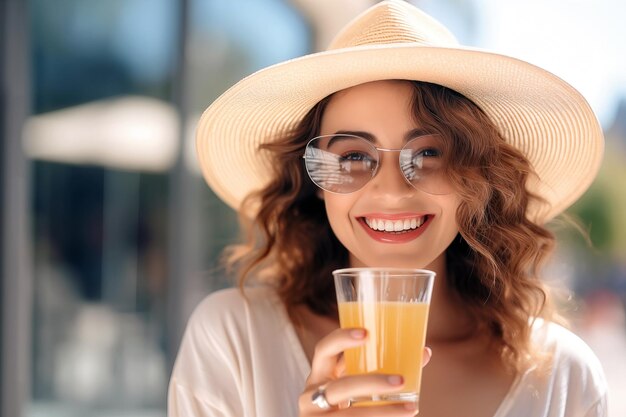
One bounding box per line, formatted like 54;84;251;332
411;148;443;169
340;151;374;162
338;151;376;173
403;134;444;160
400;146;443;177
415;147;441;158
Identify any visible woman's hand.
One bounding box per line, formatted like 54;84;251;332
298;328;431;416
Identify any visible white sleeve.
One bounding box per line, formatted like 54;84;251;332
501;321;609;417
545;322;609;417
168;377;232;417
581;395;608;417
167;294;246;417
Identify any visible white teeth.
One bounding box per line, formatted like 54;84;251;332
364;216;428;232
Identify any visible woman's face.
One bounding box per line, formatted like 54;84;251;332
319;80;462;269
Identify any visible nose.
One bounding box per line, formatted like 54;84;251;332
367;151;415;199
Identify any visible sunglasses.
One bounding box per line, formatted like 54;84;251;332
303;134;453;195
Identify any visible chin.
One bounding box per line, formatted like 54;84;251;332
352;253;439;270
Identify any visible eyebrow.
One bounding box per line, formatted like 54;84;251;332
334;128;432;144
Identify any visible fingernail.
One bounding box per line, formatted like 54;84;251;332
350;329;366;339
387;375;403;385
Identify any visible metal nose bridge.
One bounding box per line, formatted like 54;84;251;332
375;146;404;153
373;146;407;169
370;146;413;190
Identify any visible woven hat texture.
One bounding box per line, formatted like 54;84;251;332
196;0;603;223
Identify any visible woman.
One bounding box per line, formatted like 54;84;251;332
168;1;607;416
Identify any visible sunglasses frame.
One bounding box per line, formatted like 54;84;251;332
302;133;451;195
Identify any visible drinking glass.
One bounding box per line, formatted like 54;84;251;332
333;267;435;407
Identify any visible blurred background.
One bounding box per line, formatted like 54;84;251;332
1;0;625;416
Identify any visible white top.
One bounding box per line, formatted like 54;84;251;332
168;287;608;417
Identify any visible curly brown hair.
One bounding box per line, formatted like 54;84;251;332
225;80;557;371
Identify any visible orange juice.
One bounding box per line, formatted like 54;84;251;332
338;301;429;401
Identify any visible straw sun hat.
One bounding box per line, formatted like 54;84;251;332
196;0;603;223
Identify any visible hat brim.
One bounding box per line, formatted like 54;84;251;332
196;44;603;223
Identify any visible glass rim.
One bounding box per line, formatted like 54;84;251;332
302;133;453;196
332;267;436;277
305;133;443;149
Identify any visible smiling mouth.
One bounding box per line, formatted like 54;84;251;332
362;215;431;233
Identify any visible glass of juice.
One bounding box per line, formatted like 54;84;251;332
332;267;435;407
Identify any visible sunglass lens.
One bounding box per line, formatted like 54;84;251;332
400;135;452;195
304;135;378;193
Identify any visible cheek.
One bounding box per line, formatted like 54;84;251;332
440;219;460;248
444;199;462;238
434;195;462;245
322;194;355;241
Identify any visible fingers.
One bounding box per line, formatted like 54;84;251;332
423;346;432;367
306;328;367;386
307;329;431;387
334;353;346;378
299;378;418;416
322;374;406;406
301;330;432;416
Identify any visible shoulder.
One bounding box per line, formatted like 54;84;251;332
170;286;281;416
531;319;604;375
187;285;281;335
528;319;608;413
195;285;278;308
171;285;284;382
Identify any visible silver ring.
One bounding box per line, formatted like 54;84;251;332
311;384;332;410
